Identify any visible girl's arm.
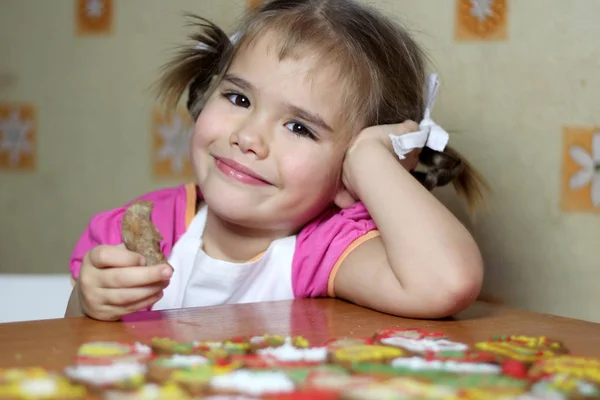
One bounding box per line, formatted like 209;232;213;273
333;124;483;319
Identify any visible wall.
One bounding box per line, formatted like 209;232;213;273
1;1;598;322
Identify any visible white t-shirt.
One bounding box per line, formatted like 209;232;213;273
152;205;297;311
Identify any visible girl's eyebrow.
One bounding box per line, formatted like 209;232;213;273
223;73;333;133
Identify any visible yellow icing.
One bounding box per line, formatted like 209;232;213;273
474;342;555;362
0;376;86;399
534;356;600;383
78;342;129;357
334;345;404;362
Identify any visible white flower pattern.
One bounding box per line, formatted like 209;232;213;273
470;0;494;22
0;110;33;167
155;115;193;175
86;0;104;18
568;133;600;207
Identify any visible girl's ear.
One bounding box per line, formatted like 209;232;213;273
333;186;357;209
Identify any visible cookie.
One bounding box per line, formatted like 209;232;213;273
329;345;405;369
208;370;296;397
76;341;153;365
102;382;191;400
150;337;200;356
377;336;469;354
256;338;327;366
529;373;600;399
170;363;242;397
324;337;373;351
475;335;566;364
122;200;167;266
63;363;146;391
374;327;446;341
0;373;86;400
529;355;600;384
147;354;209;383
424;349;499;364
302;369;378;393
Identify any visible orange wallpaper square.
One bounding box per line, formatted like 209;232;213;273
455;0;508;41
152;108;195;179
561;127;600;212
76;0;113;35
248;0;265;9
0;104;36;171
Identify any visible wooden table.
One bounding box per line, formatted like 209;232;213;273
0;299;599;370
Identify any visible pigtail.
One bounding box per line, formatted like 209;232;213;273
154;14;235;119
413;146;489;212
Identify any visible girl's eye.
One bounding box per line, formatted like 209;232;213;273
284;122;316;140
223;92;250;108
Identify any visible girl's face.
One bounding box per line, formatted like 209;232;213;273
191;33;353;233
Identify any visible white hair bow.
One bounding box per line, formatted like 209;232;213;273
195;31;241;51
389;73;449;159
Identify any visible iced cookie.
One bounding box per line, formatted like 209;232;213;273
475;335;566;364
63;363;146;391
102;382;190;400
208;370;296;397
0;373;86;400
529;373;600;399
324;337;373;351
170;363;242;397
147;354;209;383
151;338;200;356
256;338;327;366
329;345;405;369
76;341;153;365
529;355;600;384
377;335;469;354
374;328;446;342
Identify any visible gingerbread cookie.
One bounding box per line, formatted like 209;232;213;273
374;327;446;341
329;345;405;369
151;337;200;355
256;338;327;365
377;335;469;354
122;200;167;266
76;341;153;365
63;363;146;391
147;354;209;383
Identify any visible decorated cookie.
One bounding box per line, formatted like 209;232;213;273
150;337;200;356
302;369;378;393
424;349;499;364
0;368;52;385
170;363;242;396
76;341;153;365
0;374;86;400
102;381;191;400
256;338;327;365
147;354;209;383
390;356;502;374
249;335;287;351
208;370;296;397
324;337;373;351
339;378;455;400
329;345;405;369
63;362;146;391
263;389;341;400
378;335;469;354
374;327;446;341
475;336;566;364
529;355;600;384
529;373;600;399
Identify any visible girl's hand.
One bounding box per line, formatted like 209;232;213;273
76;244;172;321
340;120;421;203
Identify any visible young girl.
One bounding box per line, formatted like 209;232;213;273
66;0;487;322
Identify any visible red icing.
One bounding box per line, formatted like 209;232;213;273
502;359;529;379
264;390;339;400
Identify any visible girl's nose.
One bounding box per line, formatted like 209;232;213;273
230;122;269;159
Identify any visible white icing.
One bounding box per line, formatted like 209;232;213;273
133;342;152;355
163;354;208;367
380;337;468;352
64;363;146;385
250;336;266;345
256;337;326;362
210;371;294;396
390;356;500;374
19;379;57;395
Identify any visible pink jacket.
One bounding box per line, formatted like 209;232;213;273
69;183;378;298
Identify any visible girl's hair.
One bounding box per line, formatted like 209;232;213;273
156;0;488;211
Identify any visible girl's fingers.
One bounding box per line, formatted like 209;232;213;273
123;291;165;315
104;284;165;306
99;264;172;289
88;245;145;269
